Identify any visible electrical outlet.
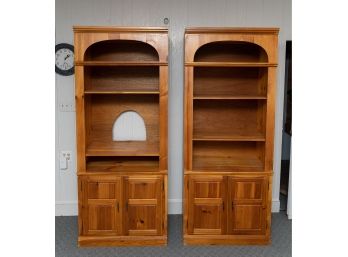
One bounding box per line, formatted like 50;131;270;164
60;151;72;170
59;102;75;112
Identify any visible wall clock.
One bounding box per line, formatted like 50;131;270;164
55;43;74;76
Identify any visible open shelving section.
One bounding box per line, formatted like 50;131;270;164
74;27;168;247
184;27;278;245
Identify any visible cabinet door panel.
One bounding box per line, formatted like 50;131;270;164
232;178;265;204
233;205;264;232
87;203;116;232
82;176;121;236
124;176;163;236
229;177;267;235
188;176;227;235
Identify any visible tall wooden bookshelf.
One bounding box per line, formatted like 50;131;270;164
184;27;279;245
74;27;168;246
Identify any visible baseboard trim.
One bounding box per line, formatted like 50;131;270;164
55;201;78;216
168;198;182;214
56;199;280;216
272;199;280;213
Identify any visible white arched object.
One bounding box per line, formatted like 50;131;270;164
112;111;146;141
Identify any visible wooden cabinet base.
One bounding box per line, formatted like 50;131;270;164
78;235;167;247
184;235;270;245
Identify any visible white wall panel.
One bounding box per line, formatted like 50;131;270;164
55;0;292;215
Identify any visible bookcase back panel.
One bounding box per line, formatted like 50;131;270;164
194;67;267;97
192;141;264;171
86;94;159;156
84;40;159;61
85;66;159;92
193;100;266;139
194;41;268;62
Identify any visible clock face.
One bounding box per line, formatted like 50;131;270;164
55;43;74;76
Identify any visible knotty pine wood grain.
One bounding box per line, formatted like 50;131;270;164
75;27;168;246
184;28;278;245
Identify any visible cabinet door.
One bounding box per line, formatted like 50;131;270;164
81;175;121;236
229;177;267;235
123;176;163;236
187;176;227;235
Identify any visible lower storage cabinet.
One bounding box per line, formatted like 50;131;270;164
78;174;166;246
184;174;271;244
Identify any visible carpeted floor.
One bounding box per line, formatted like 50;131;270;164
56;213;291;257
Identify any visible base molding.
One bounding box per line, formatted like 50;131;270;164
78;235;167;247
183;234;270;245
272;199;280;212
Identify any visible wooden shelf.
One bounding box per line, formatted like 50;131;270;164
193;67;268;97
193;100;266;140
192;141;265;170
76;61;167;66
192;141;265;171
84;66;159;92
192;156;264;171
86;156;159;172
193;135;265;142
86;141;159;157
85;90;160;95
193;95;267;100
186;62;277;67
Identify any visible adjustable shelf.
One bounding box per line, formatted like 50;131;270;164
76;61;167;66
85;142;160;157
84;66;159;93
193;66;268;98
86;156;160;173
193;99;266;140
84;90;160;95
192;135;266;142
192;141;265;171
186;62;276;67
193;95;267;100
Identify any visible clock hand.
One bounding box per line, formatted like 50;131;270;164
64;54;70;60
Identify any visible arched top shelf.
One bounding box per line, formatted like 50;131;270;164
194;41;268;63
84;40;159;62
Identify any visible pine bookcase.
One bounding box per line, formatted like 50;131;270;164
183;27;279;245
74;27;168;246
